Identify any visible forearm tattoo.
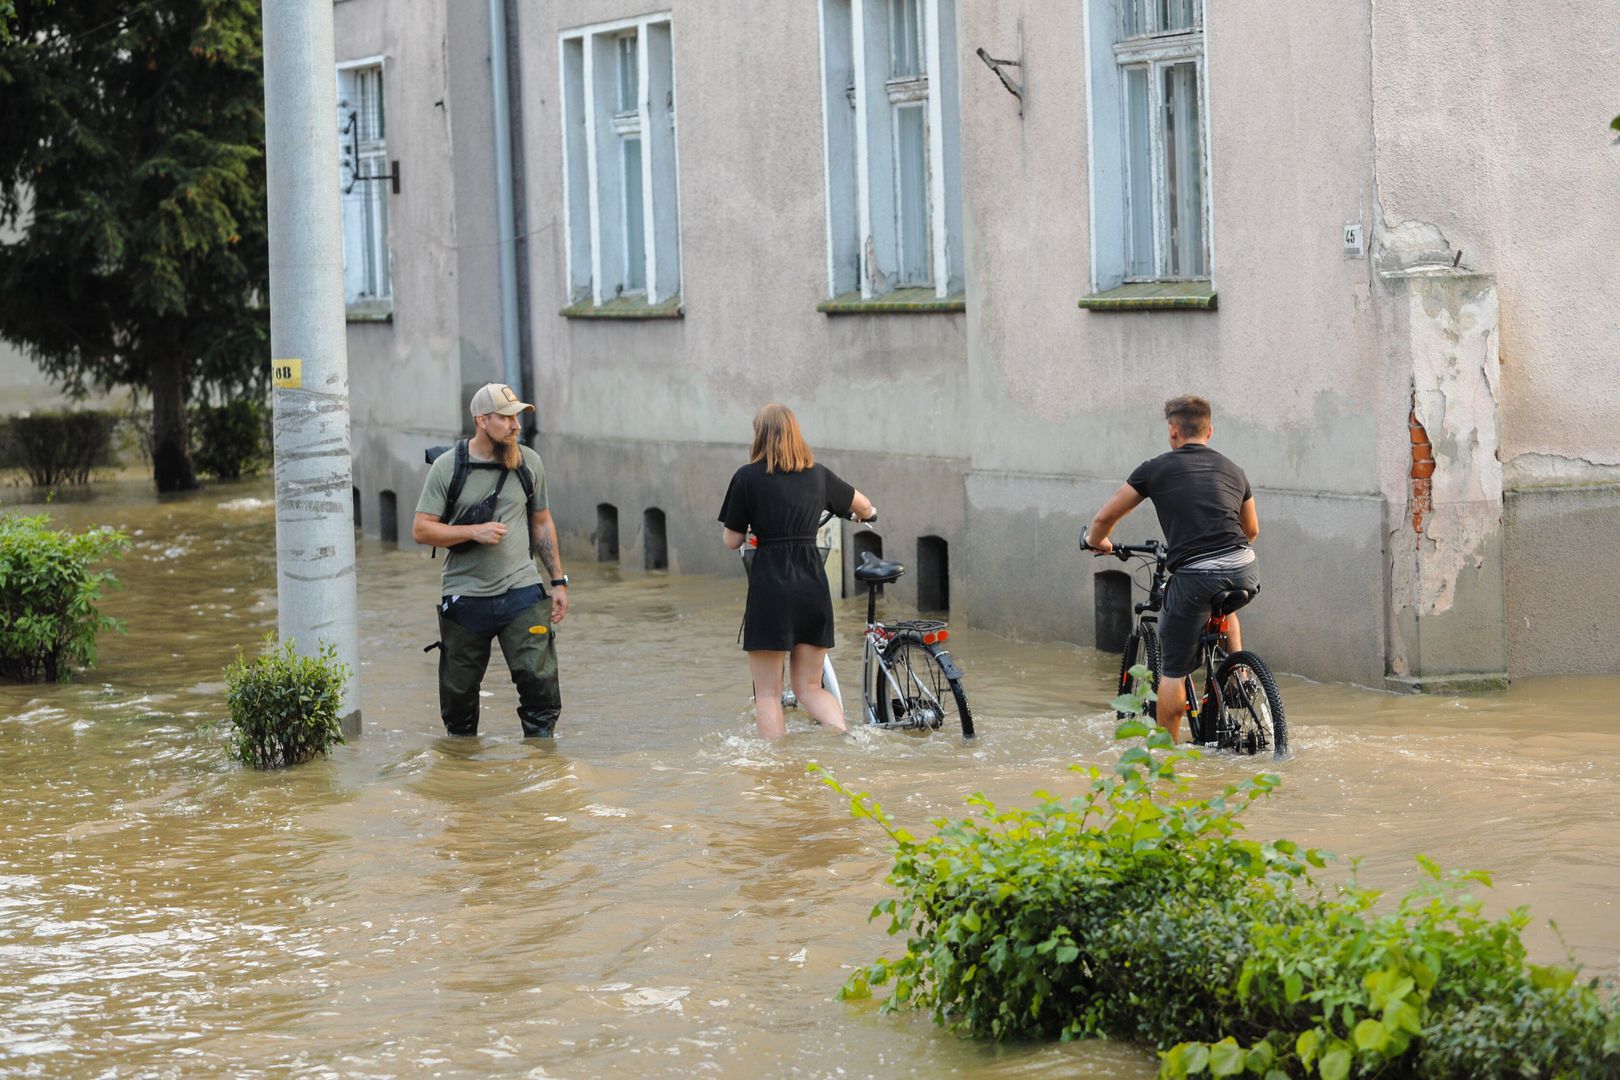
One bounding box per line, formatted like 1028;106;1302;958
533;522;561;578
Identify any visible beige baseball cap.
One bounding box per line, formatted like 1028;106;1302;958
469;382;534;417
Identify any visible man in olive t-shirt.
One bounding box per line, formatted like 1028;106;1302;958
411;383;570;738
1083;395;1260;743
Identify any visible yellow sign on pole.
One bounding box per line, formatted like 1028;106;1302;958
271;358;303;389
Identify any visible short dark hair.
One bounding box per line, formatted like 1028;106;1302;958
1164;395;1212;438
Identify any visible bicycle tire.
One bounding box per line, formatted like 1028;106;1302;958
878;635;974;738
1215;650;1288;757
1115;624;1161;720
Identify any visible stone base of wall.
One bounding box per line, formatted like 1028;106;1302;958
1505;483;1620;678
962;471;1388;686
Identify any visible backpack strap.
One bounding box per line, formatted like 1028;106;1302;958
441;439;471;522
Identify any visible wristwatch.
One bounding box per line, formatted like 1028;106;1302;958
550;575;569;588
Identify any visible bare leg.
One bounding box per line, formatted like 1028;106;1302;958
790;644;847;734
1226;613;1243;653
747;650;789;739
1157;675;1188;743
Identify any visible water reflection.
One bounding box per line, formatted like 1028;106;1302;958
0;478;1616;1077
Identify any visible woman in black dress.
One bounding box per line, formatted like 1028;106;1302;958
719;404;874;738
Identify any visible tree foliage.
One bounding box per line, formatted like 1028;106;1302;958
0;0;269;491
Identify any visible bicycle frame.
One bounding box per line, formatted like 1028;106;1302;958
1105;540;1231;741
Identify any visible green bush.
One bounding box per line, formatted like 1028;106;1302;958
0;513;128;681
0;410;119;485
816;673;1620;1079
221;636;349;769
189;398;268;480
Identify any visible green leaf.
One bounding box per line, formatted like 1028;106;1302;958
1296;1030;1320;1068
1284;971;1304;1003
1353;1018;1388;1052
1318;1046;1351;1080
1611;114;1620;132
1207;1038;1244;1077
1115;718;1151;738
961;908;982;933
1054;944;1079;964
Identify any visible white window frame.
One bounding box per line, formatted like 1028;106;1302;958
336;56;392;307
1083;0;1215;291
558;14;682;308
818;0;963;300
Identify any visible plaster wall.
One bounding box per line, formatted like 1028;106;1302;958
537;432;967;617
1370;1;1620;490
515;2;970;463
958;0;1382;495
336;0;504;543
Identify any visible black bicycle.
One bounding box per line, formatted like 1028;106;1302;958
1088;537;1287;757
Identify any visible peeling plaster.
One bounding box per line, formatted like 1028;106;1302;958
1385;265;1502;617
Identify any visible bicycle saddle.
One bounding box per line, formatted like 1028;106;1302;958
854;549;905;584
1209;588;1255;616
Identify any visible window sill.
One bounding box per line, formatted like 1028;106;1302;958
560;295;684;320
817;288;966;315
1076;281;1217;311
345;299;394;323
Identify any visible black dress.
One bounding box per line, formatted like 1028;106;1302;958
719;462;855;651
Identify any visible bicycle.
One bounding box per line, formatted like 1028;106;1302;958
852;547;974;738
739;514;973;739
1085;536;1286;757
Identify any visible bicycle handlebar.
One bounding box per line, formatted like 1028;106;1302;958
1080;528;1164;562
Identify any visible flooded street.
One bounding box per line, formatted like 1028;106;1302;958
3;480;1618;1078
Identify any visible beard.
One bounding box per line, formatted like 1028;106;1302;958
495;428;522;470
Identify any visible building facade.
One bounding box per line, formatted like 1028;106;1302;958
337;0;1620;688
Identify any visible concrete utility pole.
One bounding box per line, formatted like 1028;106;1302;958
261;1;363;734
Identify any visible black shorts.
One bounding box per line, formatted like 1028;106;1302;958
1158;564;1261;679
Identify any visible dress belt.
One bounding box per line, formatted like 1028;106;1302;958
753;534;819;545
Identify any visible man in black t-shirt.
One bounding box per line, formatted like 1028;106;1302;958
1083;396;1259;742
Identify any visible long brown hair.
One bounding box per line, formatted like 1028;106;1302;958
749;403;814;474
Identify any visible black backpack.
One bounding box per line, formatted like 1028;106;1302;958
424;440;536;557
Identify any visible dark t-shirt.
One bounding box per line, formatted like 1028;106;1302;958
718;461;855;541
1126;443;1252;571
718;461;856;650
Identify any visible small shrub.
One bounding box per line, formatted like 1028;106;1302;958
0;410;119;485
0;513;128;682
221;636;349;769
816;671;1620;1079
190;398;269;480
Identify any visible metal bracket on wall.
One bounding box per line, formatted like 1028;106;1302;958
341;110;402;194
975;22;1025;118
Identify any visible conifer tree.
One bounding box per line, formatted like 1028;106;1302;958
0;0;268;491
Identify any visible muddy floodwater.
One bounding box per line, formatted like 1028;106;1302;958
3;479;1618;1078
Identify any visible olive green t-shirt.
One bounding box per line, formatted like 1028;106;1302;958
415;443;548;598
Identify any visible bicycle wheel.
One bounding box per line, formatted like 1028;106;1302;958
878;636;974;738
1215;650;1288;757
1115;624;1161;719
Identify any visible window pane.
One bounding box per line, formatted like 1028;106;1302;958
1162;62;1206;277
1121;0;1150;38
1160;0;1199;32
623;137;645;292
618;34;638;112
1124;68;1153;278
896;103;930;284
891;0;922;78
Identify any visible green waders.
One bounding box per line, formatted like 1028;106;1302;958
437;595;561;737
